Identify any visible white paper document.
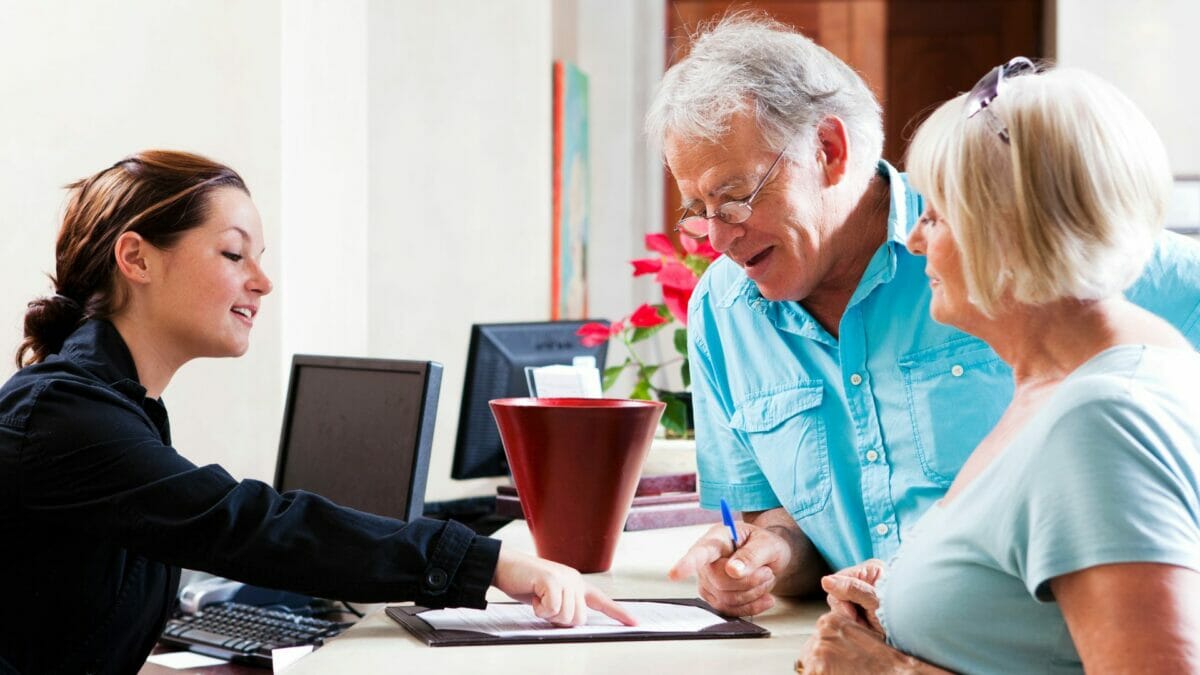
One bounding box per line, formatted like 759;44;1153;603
419;601;725;637
524;357;603;399
271;644;315;673
144;651;229;669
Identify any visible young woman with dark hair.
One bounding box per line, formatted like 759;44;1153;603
0;150;631;675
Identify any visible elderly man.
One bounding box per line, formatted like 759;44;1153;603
648;15;1200;615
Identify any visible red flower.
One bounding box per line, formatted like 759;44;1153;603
644;233;676;256
681;235;720;261
576;322;613;348
655;261;698;326
663;286;691;326
576;230;716;398
656;260;699;291
629;303;668;328
630;257;663;276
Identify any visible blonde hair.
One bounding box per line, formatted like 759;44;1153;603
906;67;1172;316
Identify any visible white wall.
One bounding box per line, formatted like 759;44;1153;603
0;0;284;482
277;0;666;503
0;0;661;505
365;0;554;501
281;0;370;361
576;0;674;391
1054;0;1200;175
0;1;566;503
578;0;666;323
281;0;562;502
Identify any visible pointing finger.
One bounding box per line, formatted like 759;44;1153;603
586;587;638;626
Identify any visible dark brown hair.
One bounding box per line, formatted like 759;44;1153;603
18;150;249;367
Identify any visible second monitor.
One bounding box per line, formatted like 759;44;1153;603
451;321;608;480
276;354;442;520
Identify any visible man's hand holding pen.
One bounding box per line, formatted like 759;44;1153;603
666;512;794;617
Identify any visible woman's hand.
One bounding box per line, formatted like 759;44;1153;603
491;545;637;627
799;611;938;674
820;558;886;637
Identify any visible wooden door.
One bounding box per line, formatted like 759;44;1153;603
886;0;1043;167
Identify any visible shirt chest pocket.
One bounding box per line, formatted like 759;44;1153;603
898;339;1012;486
730;382;831;519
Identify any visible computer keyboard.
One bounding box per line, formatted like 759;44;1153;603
159;602;351;667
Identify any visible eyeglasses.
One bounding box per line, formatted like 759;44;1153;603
964;56;1035;144
674;141;792;240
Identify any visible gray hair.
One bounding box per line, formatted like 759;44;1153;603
646;13;883;178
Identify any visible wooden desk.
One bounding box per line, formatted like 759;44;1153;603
286;522;824;674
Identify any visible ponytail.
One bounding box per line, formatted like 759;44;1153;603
17;293;86;367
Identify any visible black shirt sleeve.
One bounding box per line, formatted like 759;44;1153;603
22;375;499;608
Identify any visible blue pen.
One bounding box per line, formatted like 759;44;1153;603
720;498;739;550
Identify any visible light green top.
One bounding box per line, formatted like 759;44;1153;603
878;345;1200;674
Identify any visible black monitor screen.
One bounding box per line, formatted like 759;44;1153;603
274;355;442;521
451;321;608;480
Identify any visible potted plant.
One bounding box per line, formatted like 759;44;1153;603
577;233;720;438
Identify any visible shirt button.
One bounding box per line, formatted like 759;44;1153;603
951;364;964;377
426;568;449;590
866;450;879;462
849;373;863;386
875;523;889;536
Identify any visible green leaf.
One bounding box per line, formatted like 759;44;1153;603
602;364;626;391
630;323;668;343
660;395;688;435
637;364;660;382
629;379;652;401
655;304;673;321
681;358;691;389
683;255;711;278
673;328;688;357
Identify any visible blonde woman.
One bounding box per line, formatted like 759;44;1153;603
800;62;1200;673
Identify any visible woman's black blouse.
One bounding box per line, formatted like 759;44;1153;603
0;320;500;674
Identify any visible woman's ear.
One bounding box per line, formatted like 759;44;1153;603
113;231;153;285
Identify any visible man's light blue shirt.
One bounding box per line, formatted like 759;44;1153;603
688;160;1200;571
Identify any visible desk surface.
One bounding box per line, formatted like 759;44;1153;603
287;522;824;674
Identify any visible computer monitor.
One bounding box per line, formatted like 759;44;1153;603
451;321;608;480
274;354;443;521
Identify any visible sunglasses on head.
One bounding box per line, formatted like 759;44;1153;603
964;56;1036;144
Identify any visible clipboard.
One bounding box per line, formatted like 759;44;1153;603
386;598;769;647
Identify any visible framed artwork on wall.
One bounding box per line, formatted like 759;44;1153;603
551;60;590;320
